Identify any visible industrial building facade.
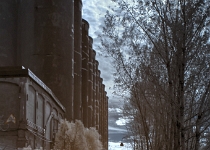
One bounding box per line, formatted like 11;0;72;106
0;0;108;149
0;67;65;149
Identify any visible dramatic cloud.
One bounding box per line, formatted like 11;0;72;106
82;0;114;40
82;0;115;97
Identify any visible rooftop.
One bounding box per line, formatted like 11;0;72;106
0;66;65;112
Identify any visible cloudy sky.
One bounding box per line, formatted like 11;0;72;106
82;0;130;148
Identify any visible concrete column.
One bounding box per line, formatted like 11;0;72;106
101;84;105;146
15;0;75;121
98;78;103;138
104;92;108;150
88;36;93;127
95;69;100;131
74;0;83;121
81;19;89;127
91;54;97;127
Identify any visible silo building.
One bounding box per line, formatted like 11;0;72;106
74;0;83;121
0;0;108;149
81;19;90;128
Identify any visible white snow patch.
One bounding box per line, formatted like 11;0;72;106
109;108;123;113
116;118;127;126
109;142;132;150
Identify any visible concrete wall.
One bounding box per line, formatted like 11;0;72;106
0;81;20;149
92;52;97;127
0;1;18;66
27;0;74;121
82;19;89;127
74;0;83;121
0;0;74;121
25;72;65;149
88;36;93;128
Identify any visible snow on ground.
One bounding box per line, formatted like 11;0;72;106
109;142;132;150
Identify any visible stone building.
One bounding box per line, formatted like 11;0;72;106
0;67;65;149
0;0;108;149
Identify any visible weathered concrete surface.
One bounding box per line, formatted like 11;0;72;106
0;0;74;121
88;36;93;128
74;0;83;121
0;1;18;66
81;19;89;127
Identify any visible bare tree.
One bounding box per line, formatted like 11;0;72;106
100;0;210;149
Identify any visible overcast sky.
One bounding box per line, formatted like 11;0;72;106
82;0;129;146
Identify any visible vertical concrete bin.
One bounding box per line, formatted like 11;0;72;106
103;91;108;149
98;78;103;138
0;1;74;121
81;19;89;127
101;84;105;146
92;55;97;127
88;36;93;127
74;0;83;121
105;96;109;149
95;69;101;131
15;0;75;121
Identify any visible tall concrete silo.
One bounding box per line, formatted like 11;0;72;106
98;77;103;136
101;84;105;146
0;0;75;121
82;19;89;127
88;36;93;127
104;96;109;149
103;91;108;149
95;69;101;131
74;0;83;120
92;53;97;127
29;0;74;121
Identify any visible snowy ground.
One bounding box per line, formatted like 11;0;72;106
109;142;132;150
